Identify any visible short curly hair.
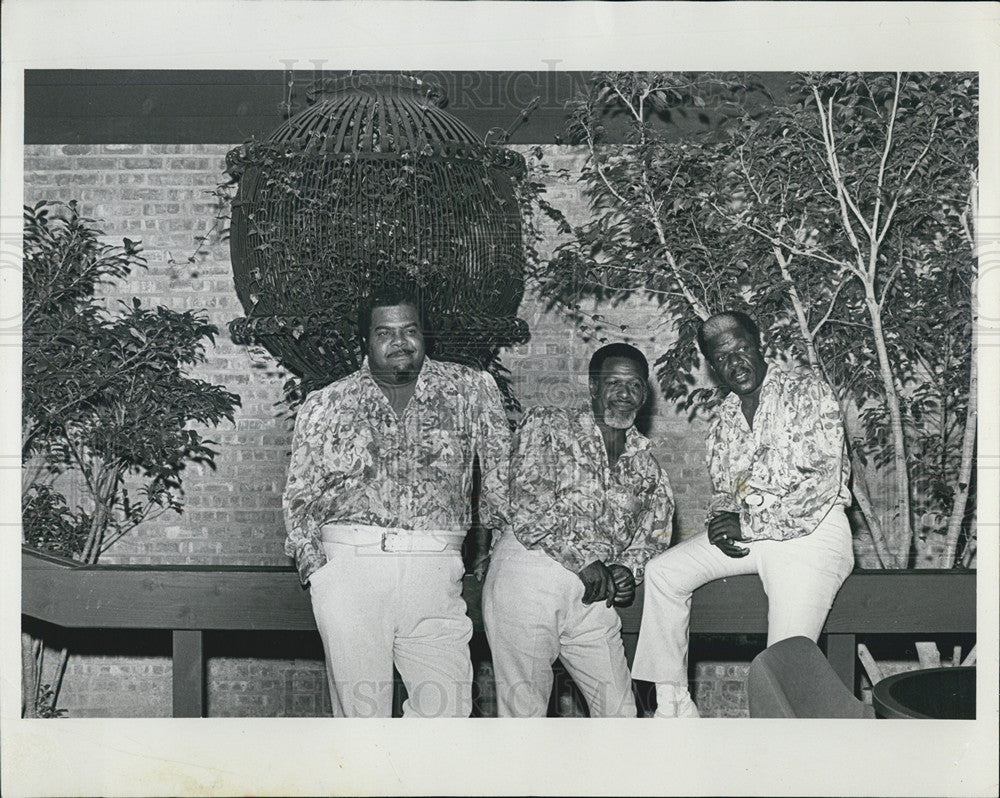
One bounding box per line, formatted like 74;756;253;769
357;284;426;345
588;342;649;382
696;311;761;359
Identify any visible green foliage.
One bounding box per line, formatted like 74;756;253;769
545;72;759;414
21;484;90;558
34;683;68;718
536;72;977;567
22;201;242;563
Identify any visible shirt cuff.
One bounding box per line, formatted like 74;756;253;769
294;538;328;586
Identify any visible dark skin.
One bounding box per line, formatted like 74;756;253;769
577;357;648;606
703;321;769;559
367;303;424;417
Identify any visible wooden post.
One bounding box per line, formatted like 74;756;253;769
824;633;857;692
172;630;205;718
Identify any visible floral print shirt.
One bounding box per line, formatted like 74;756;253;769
283;357;511;584
706;365;851;542
508;406;674;582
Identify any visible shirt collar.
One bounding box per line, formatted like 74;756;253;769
359;355;441;403
719;363;779;416
359;354;440;381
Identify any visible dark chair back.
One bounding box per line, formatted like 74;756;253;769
748;636;875;718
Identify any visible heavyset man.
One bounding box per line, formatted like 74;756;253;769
483;343;674;717
282;287;510;717
631;311;854;717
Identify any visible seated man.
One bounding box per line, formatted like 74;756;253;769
631;310;854;717
282;285;510;717
483;343;674;717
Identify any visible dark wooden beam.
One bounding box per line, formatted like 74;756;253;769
22;548;977;717
824;634;858;691
22;548;977;636
24;69;788;145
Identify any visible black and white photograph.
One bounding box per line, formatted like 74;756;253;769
2;2;998;796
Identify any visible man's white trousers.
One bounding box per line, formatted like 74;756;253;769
309;540;473;717
482;533;637;717
631;506;855;686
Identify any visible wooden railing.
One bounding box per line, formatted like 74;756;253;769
21;547;976;717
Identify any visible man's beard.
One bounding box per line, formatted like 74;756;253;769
371;349;422;386
603;408;637;429
387;362;419;383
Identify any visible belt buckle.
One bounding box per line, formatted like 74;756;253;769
380;530;449;553
381;530;413;552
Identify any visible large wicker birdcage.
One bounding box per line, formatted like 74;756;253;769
227;73;529;390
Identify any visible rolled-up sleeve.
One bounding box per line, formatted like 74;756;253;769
616;462;674;583
706;418;742;522
474;371;512;536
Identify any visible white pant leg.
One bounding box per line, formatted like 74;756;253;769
309;542;395;717
631;530;759;685
756;507;855;645
482;535;560;717
559;583;637;718
484;534;637;718
392;550;474;718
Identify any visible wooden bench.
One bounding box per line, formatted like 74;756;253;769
21;547;976;717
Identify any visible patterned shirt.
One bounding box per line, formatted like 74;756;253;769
706;365;851;542
508;406;674;582
283;357;511;584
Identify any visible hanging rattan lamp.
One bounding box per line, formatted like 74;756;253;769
227;73;529;392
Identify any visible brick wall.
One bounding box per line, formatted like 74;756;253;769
52;651;334;718
25;144;293;567
23;144;714;566
21;143;743;717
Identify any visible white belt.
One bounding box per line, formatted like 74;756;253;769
320;523;466;553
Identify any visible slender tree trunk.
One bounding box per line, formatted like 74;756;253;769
960;535;976;567
945;180;979;566
774;251;890;567
811;83;915;567
944;358;976;566
81;505;104;564
21;633;39;718
82;465;119;564
863;289;913;566
845;449;891;568
52;648;70;708
34;639;44;702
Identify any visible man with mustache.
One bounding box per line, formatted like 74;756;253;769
631;311;854;717
482;343;674;716
282;285;510;717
